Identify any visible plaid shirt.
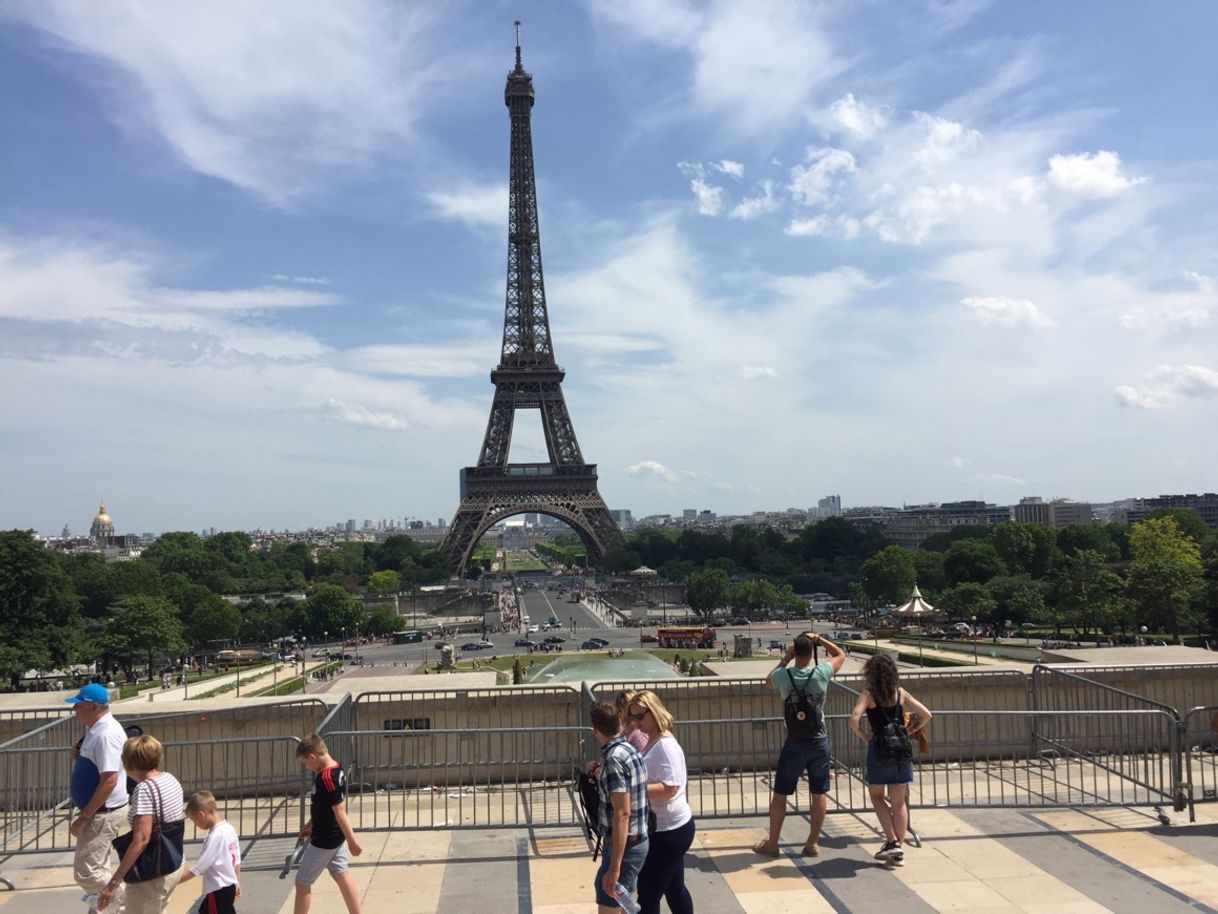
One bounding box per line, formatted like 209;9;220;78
597;735;649;839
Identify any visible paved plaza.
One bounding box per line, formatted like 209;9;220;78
2;801;1216;914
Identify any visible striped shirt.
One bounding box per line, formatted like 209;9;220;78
128;772;185;825
597;736;649;839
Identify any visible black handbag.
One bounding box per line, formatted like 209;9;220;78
111;777;185;883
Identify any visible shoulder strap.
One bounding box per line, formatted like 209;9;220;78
786;668;803;693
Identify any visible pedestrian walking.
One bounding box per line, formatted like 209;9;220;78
294;733;364;914
65;683;129;914
97;735;186;914
590;701;650;914
754;631;846;858
848;653;933;863
176;791;241;913
630;690;695;914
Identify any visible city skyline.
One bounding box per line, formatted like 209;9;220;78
2;3;1217;534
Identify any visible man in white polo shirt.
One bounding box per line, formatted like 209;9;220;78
66;682;128;912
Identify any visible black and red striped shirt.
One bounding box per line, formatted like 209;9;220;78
310;763;347;849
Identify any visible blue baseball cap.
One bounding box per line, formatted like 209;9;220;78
65;683;111;705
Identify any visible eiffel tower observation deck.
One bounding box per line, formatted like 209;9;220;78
441;24;624;577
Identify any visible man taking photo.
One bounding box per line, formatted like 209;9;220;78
754;631;846;859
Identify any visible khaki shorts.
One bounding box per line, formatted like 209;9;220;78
295;842;348;886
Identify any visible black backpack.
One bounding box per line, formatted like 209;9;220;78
573;767;603;860
783;669;825;739
874;703;912;763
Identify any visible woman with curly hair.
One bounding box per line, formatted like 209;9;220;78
848;653;932;863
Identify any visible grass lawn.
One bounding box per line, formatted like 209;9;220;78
504;550;546;572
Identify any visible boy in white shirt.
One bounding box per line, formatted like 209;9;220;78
178;791;241;913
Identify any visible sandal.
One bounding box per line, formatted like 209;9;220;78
752;839;781;857
801;842;820;857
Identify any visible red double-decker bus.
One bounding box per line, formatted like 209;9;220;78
655;626;716;649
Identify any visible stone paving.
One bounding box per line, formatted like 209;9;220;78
2;802;1216;913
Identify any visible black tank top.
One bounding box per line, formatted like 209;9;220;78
866;692;904;738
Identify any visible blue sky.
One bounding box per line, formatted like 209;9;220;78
2;1;1217;536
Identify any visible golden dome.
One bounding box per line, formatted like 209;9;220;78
94;502;112;525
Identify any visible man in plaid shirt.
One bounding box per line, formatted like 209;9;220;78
591;701;650;912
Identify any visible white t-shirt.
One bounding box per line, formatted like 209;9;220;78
642;735;692;832
80;712;129;808
128;772;185;826
192;820;241;894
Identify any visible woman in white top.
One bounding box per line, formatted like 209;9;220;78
629;689;694;914
98;735;186;914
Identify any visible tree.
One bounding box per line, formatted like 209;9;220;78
367;570;402;595
303;584;366;638
366;605;402;636
1052;551;1125;636
99;595;186;672
1057;524;1118;562
685;567;730;619
943;540;1006;587
989;522;1059;578
1146;508;1209;544
859;546;917;608
1126;516;1203;639
937;582;997;623
911;550;946;596
181;591;241;647
984;575;1047;628
0;530;83;678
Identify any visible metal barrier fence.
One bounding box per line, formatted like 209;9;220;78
0;708;72;745
1183;704;1218;820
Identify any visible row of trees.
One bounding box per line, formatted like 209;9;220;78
606;511;1218;642
0;529;446;681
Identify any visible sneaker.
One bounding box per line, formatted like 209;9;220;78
873;841;894;860
880;841;904;861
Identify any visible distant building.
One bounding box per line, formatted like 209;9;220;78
817;495;842;518
609;509;634;530
698;510;716;523
1013;497;1094;528
89;501;115;545
1127;493;1218;530
683;508;697;522
885;501;1011;549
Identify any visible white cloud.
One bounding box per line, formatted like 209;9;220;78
426;183;507;228
738;365;776;380
269;274;330;285
713;160;745;179
7;1;449;206
911;113;982;169
972;472;1024;486
1048;151;1146;199
689;178;724;216
1118;271;1215;329
961;295;1056;328
325;398;411;430
946;456;971;469
829;93;887;139
586;0;701;47
626;460;680;483
785;216;829;237
730;180;779;220
1115;365;1218;410
789;147;855;206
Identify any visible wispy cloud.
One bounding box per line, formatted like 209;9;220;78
426;183;508;228
1048;151;1146;199
1115;365;1218;410
962;296;1056;329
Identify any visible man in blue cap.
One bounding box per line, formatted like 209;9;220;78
66;683;128;913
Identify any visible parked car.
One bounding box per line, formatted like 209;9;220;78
514;638;537;648
476;639;495;648
769;639;786;650
580;640;604;650
460;642;485;651
730;617;750;626
543;636;566;644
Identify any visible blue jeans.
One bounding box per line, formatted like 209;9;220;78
774;735;831;796
637;817;695;914
594;837;649;907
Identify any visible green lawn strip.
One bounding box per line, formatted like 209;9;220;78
117;660;276;700
191;661;297;699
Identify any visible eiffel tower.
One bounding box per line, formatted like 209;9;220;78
441;25;625;577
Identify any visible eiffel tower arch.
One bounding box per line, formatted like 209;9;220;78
442;26;625;577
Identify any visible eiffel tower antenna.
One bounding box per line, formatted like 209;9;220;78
441;27;624;577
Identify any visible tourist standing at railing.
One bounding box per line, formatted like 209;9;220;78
754;632;846;858
848;653;933;863
630;690;695;914
66;682;130;914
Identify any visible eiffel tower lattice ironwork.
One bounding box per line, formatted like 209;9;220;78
441;25;625;577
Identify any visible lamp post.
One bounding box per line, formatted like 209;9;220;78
271;641;278;690
971;616;978;665
917;625;924;667
324;630;329;658
1140;624;1147;647
182;661;189;699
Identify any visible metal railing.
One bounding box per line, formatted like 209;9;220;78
1182;704;1218;820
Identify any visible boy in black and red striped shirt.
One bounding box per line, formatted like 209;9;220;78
294;734;364;914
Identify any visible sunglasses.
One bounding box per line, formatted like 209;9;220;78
627;708;648;721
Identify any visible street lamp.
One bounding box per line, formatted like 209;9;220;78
1140;624;1148;646
182;661;189;699
324;630;329;657
971;616;978;665
270;641;278;690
